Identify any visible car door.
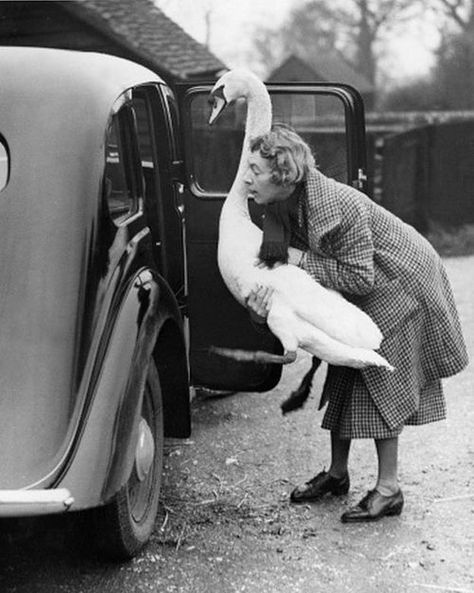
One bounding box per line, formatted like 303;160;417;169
177;82;368;392
127;84;186;309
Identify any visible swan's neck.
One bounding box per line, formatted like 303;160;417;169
225;80;272;212
235;84;272;183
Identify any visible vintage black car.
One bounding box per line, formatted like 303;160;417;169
0;47;367;558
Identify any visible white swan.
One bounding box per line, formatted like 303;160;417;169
209;69;393;372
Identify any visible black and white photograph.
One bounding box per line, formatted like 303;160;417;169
0;1;472;592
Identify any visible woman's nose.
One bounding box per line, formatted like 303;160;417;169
244;170;253;185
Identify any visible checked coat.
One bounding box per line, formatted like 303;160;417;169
290;168;469;438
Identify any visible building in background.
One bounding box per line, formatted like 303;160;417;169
0;0;226;85
268;54;375;110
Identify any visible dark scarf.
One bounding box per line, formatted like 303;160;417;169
258;185;302;267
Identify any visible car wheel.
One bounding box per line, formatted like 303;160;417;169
90;359;164;560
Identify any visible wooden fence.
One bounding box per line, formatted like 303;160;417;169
376;119;474;230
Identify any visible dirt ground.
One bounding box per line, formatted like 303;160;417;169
151;256;474;593
0;255;473;593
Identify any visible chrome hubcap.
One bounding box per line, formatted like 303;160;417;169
135;417;155;482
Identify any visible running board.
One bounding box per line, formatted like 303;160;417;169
0;488;74;517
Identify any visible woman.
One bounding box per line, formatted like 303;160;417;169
245;123;469;523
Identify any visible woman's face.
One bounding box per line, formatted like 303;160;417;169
244;151;294;205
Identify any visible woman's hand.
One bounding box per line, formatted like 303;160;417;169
287;247;305;266
246;285;273;324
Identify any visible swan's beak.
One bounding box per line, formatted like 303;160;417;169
209;96;227;125
208;86;227;125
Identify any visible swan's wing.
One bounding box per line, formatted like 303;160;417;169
266;301;300;353
268;265;382;349
297;319;393;370
267;298;392;370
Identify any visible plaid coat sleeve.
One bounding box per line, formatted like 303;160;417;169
302;172;375;295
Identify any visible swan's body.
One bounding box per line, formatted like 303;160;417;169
210;69;393;371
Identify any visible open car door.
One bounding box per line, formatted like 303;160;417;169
177;81;368;392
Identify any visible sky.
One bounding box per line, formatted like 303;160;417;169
157;0;299;76
156;0;441;86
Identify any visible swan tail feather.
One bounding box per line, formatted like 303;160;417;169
358;351;395;372
210;346;297;365
280;356;322;415
336;350;395;371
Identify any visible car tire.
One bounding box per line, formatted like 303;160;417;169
89;359;164;560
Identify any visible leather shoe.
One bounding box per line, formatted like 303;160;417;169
290;470;350;503
341;489;404;523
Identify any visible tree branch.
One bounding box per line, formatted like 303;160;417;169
435;0;470;29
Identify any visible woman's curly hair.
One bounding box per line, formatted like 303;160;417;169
249;123;316;186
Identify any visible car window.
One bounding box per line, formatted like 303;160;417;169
131;89;164;228
130;88;169;274
187;90;349;196
0;137;9;191
104;109;138;225
133;94;155;171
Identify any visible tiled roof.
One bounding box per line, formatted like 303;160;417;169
271;54;374;94
309;53;374;93
64;0;226;80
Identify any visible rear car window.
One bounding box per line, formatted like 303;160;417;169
104;111;138;225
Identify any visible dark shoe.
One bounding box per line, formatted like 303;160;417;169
341;489;404;523
290;470;350;503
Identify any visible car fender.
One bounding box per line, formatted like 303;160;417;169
56;268;189;509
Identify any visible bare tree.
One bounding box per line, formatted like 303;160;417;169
425;0;474;108
430;0;474;30
351;0;416;85
252;0;416;86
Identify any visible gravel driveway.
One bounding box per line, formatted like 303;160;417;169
0;256;472;593
152;254;474;593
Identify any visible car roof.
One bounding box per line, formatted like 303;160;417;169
0;45;165;250
0;47;164;200
0;46;163;107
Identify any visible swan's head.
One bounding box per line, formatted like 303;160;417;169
208;69;263;125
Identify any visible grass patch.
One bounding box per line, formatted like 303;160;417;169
424;223;474;257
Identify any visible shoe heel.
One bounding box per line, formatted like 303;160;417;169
331;483;350;496
387;501;403;516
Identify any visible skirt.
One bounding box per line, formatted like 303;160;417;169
321;365;446;440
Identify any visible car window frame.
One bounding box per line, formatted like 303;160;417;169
178;82;368;200
103;91;145;227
